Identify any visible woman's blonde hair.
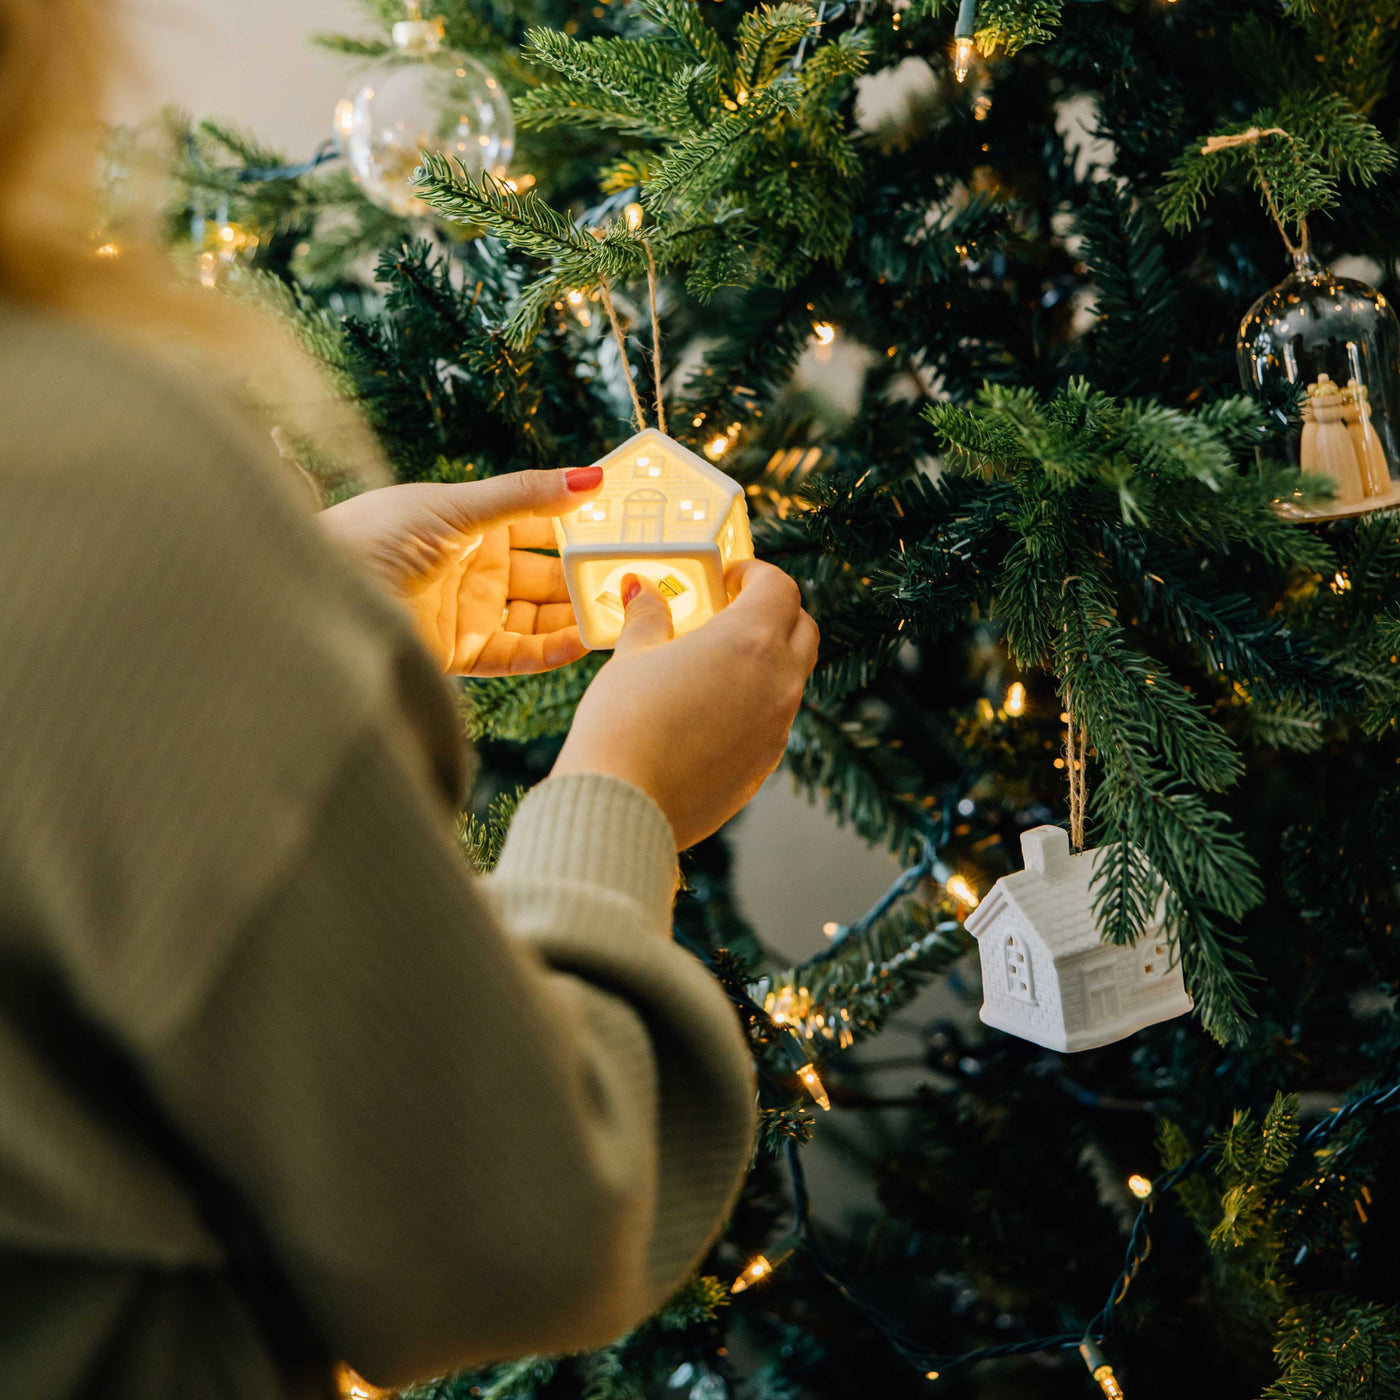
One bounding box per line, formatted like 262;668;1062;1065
0;0;386;491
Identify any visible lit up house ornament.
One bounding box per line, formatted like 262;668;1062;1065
964;827;1192;1052
556;428;754;650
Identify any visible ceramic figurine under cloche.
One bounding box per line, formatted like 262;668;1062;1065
1238;249;1400;518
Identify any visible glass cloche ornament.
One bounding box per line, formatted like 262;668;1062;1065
335;3;513;218
1238;248;1400;518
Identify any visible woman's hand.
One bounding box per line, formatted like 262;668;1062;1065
552;561;820;850
320;468;604;675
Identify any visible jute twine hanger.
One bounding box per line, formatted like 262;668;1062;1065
1064;690;1088;853
598;240;667;435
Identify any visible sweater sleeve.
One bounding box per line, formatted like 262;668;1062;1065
139;715;756;1388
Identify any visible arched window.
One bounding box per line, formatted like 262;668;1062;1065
622;488;667;543
1003;930;1035;1003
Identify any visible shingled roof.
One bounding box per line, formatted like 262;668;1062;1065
965;826;1119;959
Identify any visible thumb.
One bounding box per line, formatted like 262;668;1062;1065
438;466;605;532
615;573;675;652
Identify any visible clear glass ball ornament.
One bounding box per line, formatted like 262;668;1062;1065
1237;249;1400;518
336;16;513;218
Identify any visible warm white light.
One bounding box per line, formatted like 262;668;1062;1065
946;874;979;908
797;1062;831;1111
730;1256;772;1294
812;321;835;345
567;289;584;305
823;920;841;937
1004;681;1026;716
953;36;974;81
95;243;119;258
334;99;355;137
219;225;236;243
1127;1173;1153;1199
625;202;644;231
556;428;754;650
1092;1366;1125;1400
706;436;729;460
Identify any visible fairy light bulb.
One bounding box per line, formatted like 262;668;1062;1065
812;321;836;345
706;435;730;460
1004;681;1026;715
797;1062;831;1111
952;0;977;82
625;202;644;231
946;874;980;908
731;1232;800;1293
1127;1173;1153;1199
731;1256;773;1293
1079;1339;1125;1400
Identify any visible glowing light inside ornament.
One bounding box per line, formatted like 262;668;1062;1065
555;428;754;649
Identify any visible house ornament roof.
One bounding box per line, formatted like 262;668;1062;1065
965;826;1121;958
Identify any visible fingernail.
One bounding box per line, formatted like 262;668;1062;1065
565;466;604;493
621;573;641;608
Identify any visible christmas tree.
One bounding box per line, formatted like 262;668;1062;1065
158;0;1400;1393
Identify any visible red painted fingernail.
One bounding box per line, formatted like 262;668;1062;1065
565;466;604;492
621;574;641;608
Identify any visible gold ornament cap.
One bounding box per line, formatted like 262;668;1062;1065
391;13;445;52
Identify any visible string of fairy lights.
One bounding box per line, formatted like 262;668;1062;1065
688;886;1400;1397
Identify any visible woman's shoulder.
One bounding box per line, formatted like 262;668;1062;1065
0;299;308;515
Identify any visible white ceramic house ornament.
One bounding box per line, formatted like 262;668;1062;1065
556;428;754;649
964;826;1192;1052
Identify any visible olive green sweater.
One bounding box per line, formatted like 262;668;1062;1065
0;305;756;1400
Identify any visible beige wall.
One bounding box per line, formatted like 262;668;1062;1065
112;0;359;155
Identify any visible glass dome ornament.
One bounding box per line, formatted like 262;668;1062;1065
335;4;513;218
1237;248;1400;519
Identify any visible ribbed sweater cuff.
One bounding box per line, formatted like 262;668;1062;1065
494;774;679;933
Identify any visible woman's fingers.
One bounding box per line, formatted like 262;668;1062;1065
502;601;576;634
470;625;587;675
508;519;561;550
507;549;570;602
721;558;804;632
438;468;603;535
789;609;821;673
